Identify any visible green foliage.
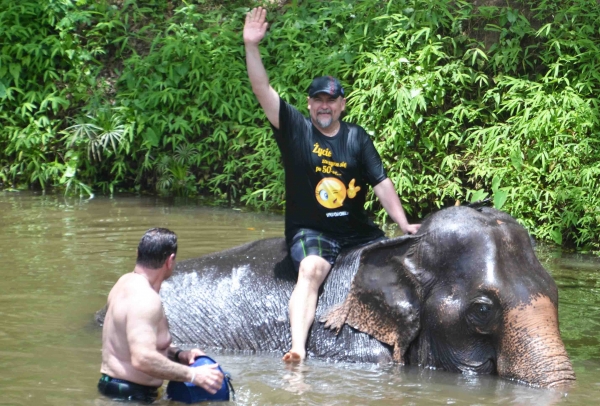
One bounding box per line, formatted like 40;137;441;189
1;0;600;251
64;107;133;161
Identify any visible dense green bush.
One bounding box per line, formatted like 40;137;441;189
1;0;599;251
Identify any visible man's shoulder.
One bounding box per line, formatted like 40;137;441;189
342;121;368;136
342;121;367;134
277;100;311;142
280;98;309;121
109;274;161;310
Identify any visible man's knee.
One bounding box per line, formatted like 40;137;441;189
298;256;331;284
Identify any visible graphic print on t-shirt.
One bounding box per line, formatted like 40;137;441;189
315;177;362;209
312;142;362;210
315;178;345;208
313;143;348;176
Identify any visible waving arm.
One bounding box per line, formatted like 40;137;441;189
244;7;280;128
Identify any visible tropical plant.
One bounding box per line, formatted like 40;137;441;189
1;0;599;251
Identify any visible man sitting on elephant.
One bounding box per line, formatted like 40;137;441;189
243;7;421;362
98;228;223;403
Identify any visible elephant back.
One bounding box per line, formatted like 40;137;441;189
161;238;295;351
161;237;392;362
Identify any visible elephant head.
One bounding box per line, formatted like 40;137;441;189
320;206;575;387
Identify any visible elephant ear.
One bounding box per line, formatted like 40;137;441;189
320;235;423;363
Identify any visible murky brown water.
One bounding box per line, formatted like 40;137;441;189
0;192;598;405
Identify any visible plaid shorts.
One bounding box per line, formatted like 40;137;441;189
289;229;342;271
289;228;387;272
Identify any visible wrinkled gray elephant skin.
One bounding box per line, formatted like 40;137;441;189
98;206;575;388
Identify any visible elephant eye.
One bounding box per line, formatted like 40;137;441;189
478;304;491;315
472;302;493;320
467;298;497;333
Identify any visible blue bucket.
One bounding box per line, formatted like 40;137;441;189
166;356;234;403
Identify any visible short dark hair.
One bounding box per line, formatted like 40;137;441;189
136;228;178;269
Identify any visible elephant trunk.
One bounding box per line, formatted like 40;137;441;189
497;295;575;387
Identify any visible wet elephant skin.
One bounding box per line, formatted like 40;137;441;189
160;237;393;363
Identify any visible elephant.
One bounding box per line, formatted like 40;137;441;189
96;206;575;388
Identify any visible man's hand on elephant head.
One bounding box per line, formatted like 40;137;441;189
402;223;421;235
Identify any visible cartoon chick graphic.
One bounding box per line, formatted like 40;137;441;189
315;178;361;209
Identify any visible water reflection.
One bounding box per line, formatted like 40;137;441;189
214;355;573;406
543;251;600;364
282;363;312;395
0;191;599;405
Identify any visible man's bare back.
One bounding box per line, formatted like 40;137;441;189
101;272;170;387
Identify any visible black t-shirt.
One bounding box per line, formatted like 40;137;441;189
272;98;387;245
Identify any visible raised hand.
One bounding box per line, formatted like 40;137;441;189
244;7;268;46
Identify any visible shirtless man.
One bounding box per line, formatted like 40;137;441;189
99;228;223;403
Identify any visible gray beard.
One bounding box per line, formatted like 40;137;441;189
316;115;333;129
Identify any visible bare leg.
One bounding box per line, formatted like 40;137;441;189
283;255;331;362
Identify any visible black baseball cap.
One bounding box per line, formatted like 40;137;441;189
308;76;345;99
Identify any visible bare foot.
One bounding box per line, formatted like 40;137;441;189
282;351;303;363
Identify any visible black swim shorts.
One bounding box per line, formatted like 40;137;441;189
98;374;162;404
289;228;388;272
